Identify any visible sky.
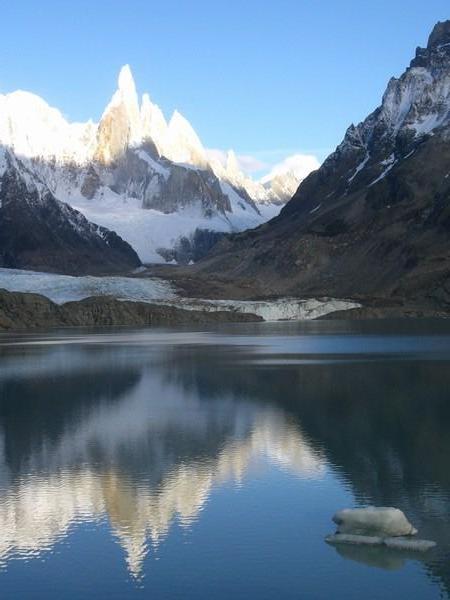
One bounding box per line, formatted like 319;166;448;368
0;0;449;177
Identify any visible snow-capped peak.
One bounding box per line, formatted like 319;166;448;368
0;90;96;164
94;65;142;163
0;65;303;209
118;64;136;95
140;93;168;156
225;150;241;178
259;155;320;204
116;64;141;143
163;110;208;167
261;154;320;185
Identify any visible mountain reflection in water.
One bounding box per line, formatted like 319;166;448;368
0;335;324;578
0;323;449;599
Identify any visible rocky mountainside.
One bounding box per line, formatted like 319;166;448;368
194;21;450;308
0;148;140;274
0;66;309;266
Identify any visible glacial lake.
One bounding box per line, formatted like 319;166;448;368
0;320;449;599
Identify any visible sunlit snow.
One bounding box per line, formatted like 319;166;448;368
69;185;273;264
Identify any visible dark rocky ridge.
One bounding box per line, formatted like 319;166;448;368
0;149;141;274
157;228;226;264
0;289;262;330
188;21;450;310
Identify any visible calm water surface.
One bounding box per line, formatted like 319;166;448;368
0;320;449;599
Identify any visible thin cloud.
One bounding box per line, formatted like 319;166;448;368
207;148;322;180
206;148;269;174
260;154;321;183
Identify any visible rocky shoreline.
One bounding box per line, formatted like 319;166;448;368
1;269;450;331
148;266;450;320
0;289;262;331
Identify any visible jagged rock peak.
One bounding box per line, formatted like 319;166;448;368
226;150;241;176
427;20;450;49
118;64;137;94
165;110;208;167
95;65;141;164
411;20;450;68
140;93;168;155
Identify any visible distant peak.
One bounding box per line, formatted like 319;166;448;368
226;150;240;174
169;109;189;128
141;92;152;106
427;20;450;49
168;110;200;139
118;64;136;94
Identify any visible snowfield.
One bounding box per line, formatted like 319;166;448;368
67;185;278;265
0;268;360;321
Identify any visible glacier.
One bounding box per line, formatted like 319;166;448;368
167;298;361;321
0;268;176;304
0;268;360;321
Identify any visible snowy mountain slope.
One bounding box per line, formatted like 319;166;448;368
0;65;314;265
193;20;450;306
282;19;450;219
261;154;321;203
0;148;141;274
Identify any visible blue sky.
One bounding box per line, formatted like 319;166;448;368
0;0;449;174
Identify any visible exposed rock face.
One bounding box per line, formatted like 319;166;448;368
195;21;450;307
86;69;259;223
157;229;226;264
0;150;141;274
0;289;262;330
94;65;142;165
0;288;66;330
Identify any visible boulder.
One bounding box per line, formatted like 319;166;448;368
332;507;417;537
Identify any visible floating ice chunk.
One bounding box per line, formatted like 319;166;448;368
169;297;361;322
326;534;384;546
384;537;436;552
326;534;436;553
333;507;417;537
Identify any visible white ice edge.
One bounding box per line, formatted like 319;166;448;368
162;297;361;321
0;268;361;321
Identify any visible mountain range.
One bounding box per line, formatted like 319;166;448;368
192;20;450;311
0;66;309;273
2;20;450;316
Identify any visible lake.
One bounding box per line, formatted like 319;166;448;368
0;320;449;599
